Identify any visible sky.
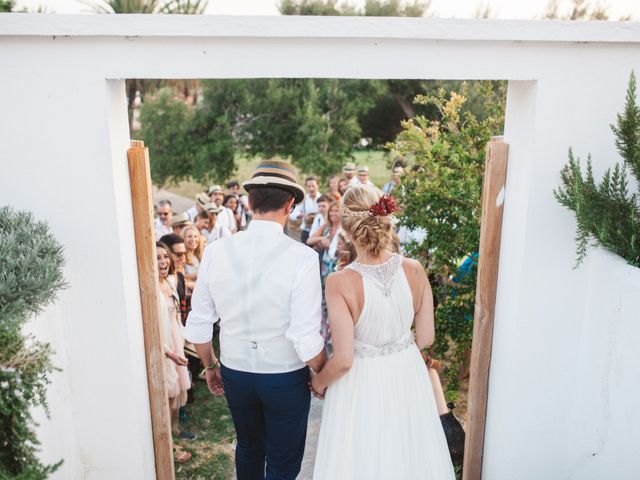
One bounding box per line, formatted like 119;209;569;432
13;0;640;20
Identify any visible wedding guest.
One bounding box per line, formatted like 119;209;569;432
208;184;237;234
159;234;193;320
204;203;231;243
326;175;342;202
181;225;204;282
171;212;192;236
382;166;404;195
289;176;322;244
342;161;359;187
155;200;173;240
223;194;243;232
338;178;350;196
356;166;376;188
194;210;210;237
307;201;342;344
227;180;251;227
185;193;209;223
156;241;195;444
307;195;330;245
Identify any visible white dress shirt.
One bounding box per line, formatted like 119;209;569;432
155;218;172;240
217;206;237;233
207;224;231;243
309;213;325;236
184;220;324;373
289;192;321;232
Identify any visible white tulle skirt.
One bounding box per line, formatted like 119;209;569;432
313;344;456;480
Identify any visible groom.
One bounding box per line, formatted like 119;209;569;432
184;160;327;480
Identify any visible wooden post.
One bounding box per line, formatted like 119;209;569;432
463;137;509;480
127;140;175;480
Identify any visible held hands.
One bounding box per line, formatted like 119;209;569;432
205;367;225;397
308;370;327;400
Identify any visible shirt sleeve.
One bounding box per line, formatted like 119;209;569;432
184;247;219;344
286;250;325;362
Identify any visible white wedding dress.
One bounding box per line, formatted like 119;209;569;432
313;254;456;480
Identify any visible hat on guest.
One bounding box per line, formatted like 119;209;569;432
242;160;305;204
342;162;357;174
196;192;209;207
203;202;223;214
393;166;404;176
358;165;370;174
207;184;223;195
171;212;192;227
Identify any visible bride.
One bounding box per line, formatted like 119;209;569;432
311;185;456;479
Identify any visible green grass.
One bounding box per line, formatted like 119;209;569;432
174;381;236;480
165;150;393;199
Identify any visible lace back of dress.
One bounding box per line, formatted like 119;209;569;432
346;253;404;297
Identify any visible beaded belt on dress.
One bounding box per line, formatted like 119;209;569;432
353;332;416;359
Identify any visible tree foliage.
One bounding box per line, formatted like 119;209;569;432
388;82;506;394
0;0;15;12
554;72;640;268
0;207;66;479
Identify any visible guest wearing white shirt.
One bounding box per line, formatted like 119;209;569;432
186;192;209;223
356;165;377;188
308;194;330;241
203;203;231;243
342;161;359;187
289;176;321;244
154;199;173;240
185;160;326;480
208;184;237;234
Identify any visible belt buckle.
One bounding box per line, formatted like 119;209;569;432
251;341;258;350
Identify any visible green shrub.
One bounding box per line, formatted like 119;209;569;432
388;81;506;394
554;72;640;268
0;207;66;479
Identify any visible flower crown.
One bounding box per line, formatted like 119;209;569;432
341;195;399;218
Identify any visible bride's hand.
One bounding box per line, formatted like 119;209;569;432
309;371;327;400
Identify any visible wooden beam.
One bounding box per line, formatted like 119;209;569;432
463;137;509;480
127;140;175;480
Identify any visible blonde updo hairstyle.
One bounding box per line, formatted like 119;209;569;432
340;185;399;257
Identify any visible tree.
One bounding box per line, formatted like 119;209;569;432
388;81;506;395
0;0;15;12
543;0;611;20
139;88;235;186
554;72;640;268
0;207;66;479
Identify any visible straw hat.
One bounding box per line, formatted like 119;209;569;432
203;202;223;214
171;212;192;227
207;185;223;195
342;162;357;174
196;192;209;207
358;165;370;174
242;160;305;204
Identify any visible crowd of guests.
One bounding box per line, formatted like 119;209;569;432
152;165;405;463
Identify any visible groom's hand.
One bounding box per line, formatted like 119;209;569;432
205;367;225;397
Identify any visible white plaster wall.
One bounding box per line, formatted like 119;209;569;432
1;14;639;479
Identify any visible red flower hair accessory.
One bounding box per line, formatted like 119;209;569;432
369;195;398;217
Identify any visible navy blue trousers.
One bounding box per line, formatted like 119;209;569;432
221;364;311;480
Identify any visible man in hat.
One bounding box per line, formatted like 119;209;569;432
154;199;173;240
356;165;376;188
382;166;404;195
203;203;230;243
171;212;192;236
186;160;326;480
208;184;237;234
342;161;359;187
186;192;209;223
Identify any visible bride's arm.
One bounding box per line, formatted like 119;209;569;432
412;262;435;350
310;274;354;396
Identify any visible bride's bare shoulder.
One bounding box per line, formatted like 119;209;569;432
326;268;360;290
402;257;428;282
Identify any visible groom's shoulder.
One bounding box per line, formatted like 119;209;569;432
284;235;318;262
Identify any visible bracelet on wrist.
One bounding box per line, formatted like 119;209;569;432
200;361;220;376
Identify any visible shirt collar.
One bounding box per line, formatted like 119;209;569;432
247;220;284;234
